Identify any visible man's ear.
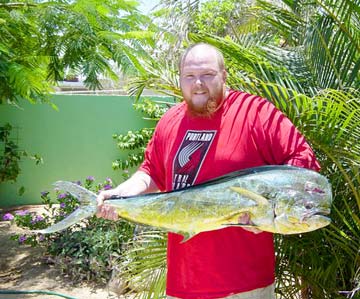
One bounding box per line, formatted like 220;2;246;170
222;69;227;82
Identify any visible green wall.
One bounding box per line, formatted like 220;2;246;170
0;94;165;208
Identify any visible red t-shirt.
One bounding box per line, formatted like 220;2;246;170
140;90;320;299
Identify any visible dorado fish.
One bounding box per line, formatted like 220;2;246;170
35;165;332;240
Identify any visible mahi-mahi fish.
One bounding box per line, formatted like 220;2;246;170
34;165;332;240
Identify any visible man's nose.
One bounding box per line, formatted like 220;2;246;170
194;77;203;85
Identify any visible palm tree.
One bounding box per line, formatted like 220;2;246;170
116;0;359;298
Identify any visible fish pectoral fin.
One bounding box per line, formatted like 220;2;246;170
222;223;259;228
230;187;269;205
179;232;196;243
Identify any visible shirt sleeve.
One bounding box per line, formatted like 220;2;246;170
253;97;321;171
138;123;167;191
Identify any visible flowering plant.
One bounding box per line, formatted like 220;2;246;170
2;176;134;283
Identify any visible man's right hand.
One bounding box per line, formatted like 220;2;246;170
95;171;159;221
96;189;120;221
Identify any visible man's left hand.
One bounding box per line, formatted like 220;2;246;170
238;213;263;234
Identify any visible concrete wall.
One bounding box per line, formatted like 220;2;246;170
0;94;168;207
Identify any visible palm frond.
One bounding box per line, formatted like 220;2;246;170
271;88;360;298
189;32;306;96
256;0;360;90
126;58;181;102
305;13;360;89
117;229;167;299
256;0;306;46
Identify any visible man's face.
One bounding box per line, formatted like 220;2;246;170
180;47;226;117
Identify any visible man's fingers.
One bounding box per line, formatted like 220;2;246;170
96;204;118;220
238;212;262;234
97;195;104;207
96;190;119;220
238;213;251;224
96;190;113;206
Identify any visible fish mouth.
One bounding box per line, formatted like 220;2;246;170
312;211;330;216
301;210;330;222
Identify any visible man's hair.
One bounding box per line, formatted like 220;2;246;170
178;43;225;73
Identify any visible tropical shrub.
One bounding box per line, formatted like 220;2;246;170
0;0;156;105
0;123;24;184
3;176;134;284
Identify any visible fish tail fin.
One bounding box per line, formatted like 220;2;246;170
33;181;98;234
53;181;98;205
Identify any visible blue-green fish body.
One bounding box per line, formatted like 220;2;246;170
35;165;332;239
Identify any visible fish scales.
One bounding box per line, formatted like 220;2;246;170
33;165;332;240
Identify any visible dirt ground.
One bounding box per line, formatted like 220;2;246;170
0;207;129;299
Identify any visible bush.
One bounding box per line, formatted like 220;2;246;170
3;176;134;284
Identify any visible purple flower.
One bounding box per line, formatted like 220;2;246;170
105;177;113;184
86;176;95;182
76;181;82;186
103;184;112;190
15;210;29;216
57;193;67;199
41;191;49;197
2;213;14;221
31;215;44;224
18;235;27;243
38;234;45;242
60;202;66;208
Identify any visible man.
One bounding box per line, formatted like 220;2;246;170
97;43;320;299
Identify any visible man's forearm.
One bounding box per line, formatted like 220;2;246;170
113;170;159;197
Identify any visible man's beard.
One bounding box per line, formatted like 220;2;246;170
185;95;221;118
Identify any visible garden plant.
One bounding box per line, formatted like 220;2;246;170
3;176;134;284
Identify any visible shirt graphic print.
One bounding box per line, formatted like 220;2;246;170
172;130;216;190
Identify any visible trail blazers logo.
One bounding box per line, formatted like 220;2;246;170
172;130;216;189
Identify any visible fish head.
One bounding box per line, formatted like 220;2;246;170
273;181;332;234
274;213;330;234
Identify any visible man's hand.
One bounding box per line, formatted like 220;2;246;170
96;171;158;221
238;212;263;234
96;189;119;220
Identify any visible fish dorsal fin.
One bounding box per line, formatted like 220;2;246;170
230;187;269;206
